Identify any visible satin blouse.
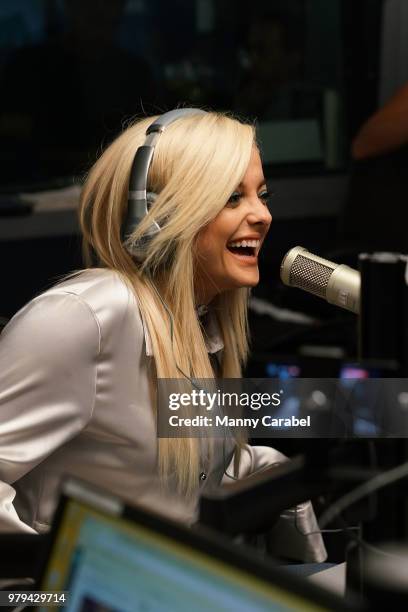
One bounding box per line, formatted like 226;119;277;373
0;268;326;562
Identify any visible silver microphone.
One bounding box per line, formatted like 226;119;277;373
280;246;360;314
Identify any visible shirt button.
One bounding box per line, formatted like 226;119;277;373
199;472;207;481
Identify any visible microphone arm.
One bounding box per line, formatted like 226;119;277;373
280;246;361;314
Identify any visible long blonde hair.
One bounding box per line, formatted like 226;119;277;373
79;111;255;495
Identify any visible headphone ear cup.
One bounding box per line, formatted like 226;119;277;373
143;191;161;241
146;192;158;209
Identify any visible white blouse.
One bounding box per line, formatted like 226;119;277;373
0;268;326;562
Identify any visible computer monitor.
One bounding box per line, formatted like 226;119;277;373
38;479;353;612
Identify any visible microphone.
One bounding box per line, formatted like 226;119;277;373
280;246;360;314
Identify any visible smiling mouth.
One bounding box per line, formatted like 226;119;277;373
226;237;262;258
226;243;260;265
227;244;256;257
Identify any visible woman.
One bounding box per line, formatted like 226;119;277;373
0;109;326;562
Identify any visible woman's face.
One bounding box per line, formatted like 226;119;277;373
195;147;272;304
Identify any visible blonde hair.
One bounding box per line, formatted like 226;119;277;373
80;111;255;495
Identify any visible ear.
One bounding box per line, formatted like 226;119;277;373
146;192;158;209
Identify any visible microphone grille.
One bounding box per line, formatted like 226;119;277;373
289;254;335;298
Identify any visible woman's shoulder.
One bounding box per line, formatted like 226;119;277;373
49;268;134;306
45;268;140;330
6;269;143;345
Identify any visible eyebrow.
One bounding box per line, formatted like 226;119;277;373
237;180;267;188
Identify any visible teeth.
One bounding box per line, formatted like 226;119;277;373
228;240;260;248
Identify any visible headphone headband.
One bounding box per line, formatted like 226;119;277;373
146;108;206;133
123;108;207;259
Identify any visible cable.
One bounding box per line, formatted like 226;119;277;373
222;434;240;481
318;459;408;529
293;440;379;538
294;502;405;560
294;505;360;537
262;315;354;351
289;445;408;561
150;280;284;483
335;515;406;561
149;280;203;391
150;281;239;480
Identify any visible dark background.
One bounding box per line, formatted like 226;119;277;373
1;0;408;561
0;0;386;327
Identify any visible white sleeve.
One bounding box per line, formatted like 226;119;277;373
0;293;100;532
221;443;288;479
222;444;328;562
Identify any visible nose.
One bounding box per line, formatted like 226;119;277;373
247;198;272;228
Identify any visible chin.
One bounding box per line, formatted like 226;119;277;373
232;273;259;289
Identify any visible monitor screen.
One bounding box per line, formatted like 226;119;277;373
40;483;329;612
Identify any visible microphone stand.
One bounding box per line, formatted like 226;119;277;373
358;252;408;373
353;252;408;598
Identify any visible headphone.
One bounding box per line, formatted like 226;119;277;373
122;108;207;260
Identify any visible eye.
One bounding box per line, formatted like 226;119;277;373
226;192;242;207
258;190;273;204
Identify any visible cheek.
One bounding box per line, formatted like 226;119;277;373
195;234;211;262
196;230;225;262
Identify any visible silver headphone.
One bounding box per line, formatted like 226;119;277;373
122;108;207;260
